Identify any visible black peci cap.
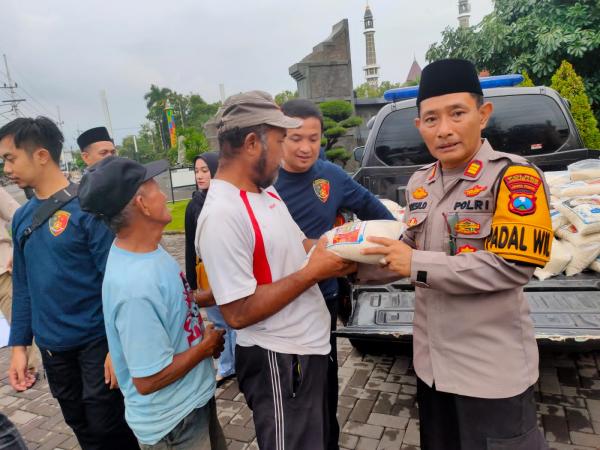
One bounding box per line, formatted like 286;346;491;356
417;59;483;106
79;156;168;219
77;126;113;150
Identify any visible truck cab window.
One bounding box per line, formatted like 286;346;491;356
373;94;571;166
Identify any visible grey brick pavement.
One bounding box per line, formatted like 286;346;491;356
2;235;600;449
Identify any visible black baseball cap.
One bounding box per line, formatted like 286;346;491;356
79;156;169;219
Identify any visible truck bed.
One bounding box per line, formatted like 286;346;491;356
337;272;600;344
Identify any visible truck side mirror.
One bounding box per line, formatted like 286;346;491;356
353;146;365;162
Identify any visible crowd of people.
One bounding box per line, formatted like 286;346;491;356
0;59;552;450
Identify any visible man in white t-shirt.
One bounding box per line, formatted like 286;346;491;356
196;91;356;450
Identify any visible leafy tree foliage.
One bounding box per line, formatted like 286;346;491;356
551;61;600;149
520;70;535;87
426;0;600;121
354;81;404;98
274;90;299;105
318;100;362;164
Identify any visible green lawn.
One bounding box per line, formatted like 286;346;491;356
165;199;190;232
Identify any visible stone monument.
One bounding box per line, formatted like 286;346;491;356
289;19;354;103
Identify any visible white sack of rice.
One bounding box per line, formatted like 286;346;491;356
555;196;600;235
551;180;600;198
545;170;571;187
324;220;404;264
550;209;569;232
379;198;406;222
534;238;573;280
555;224;600;276
568;159;600;181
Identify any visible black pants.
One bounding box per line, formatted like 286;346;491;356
236;345;329;450
324;294;340;450
417;378;548;450
41;337;139;450
0;413;27;450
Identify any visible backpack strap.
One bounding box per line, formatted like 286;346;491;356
19;183;79;251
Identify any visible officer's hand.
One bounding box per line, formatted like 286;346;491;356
8;346;36;392
304;237;357;282
362;236;413;278
202;324;225;359
104;352;119;390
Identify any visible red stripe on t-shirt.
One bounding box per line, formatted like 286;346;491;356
266;191;281;201
240;191;272;285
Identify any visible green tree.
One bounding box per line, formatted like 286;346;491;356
274;90;299;105
520;70;535;87
354;81;404;98
319;100;363;163
426;0;600;121
551;61;600;149
179;127;210;163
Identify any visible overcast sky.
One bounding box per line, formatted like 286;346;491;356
0;0;493;150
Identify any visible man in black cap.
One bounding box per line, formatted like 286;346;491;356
361;59;551;449
79;156;227;449
77;126;117;167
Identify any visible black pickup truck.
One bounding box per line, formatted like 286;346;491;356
339;86;600;351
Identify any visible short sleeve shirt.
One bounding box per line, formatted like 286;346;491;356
196;180;330;355
102;244;215;445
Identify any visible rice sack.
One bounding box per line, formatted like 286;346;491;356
568;159;600;181
555;196;600;235
555;224;600;276
534;238;573;281
324;220;404;264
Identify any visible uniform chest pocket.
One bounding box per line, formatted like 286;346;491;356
404;210;430;250
447;211;493;255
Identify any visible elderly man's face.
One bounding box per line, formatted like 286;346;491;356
138;179;172;225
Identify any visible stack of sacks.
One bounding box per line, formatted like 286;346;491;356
534;159;600;280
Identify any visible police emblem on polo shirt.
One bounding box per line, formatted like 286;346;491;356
313;179;330;203
49;210;71;236
504;172;542;216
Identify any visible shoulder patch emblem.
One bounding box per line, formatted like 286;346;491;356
464;184;487;197
456;244;477;254
464;160;483;178
504;172;542;216
407;217;419;228
313;179;330;203
412;187;428;200
455;218;480;235
48;210;71;237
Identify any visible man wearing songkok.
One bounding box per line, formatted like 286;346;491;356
77;126;117;167
361;59;551;449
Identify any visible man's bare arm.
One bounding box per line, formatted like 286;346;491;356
221;238;355;329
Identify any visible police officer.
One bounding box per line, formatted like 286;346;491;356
362;59;552;449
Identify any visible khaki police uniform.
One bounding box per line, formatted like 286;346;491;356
403;139;552;400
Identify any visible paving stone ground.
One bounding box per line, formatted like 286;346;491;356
3;235;600;449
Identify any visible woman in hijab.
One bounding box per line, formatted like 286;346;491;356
184;151;236;385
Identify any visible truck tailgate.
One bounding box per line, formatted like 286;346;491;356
337;273;600;343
